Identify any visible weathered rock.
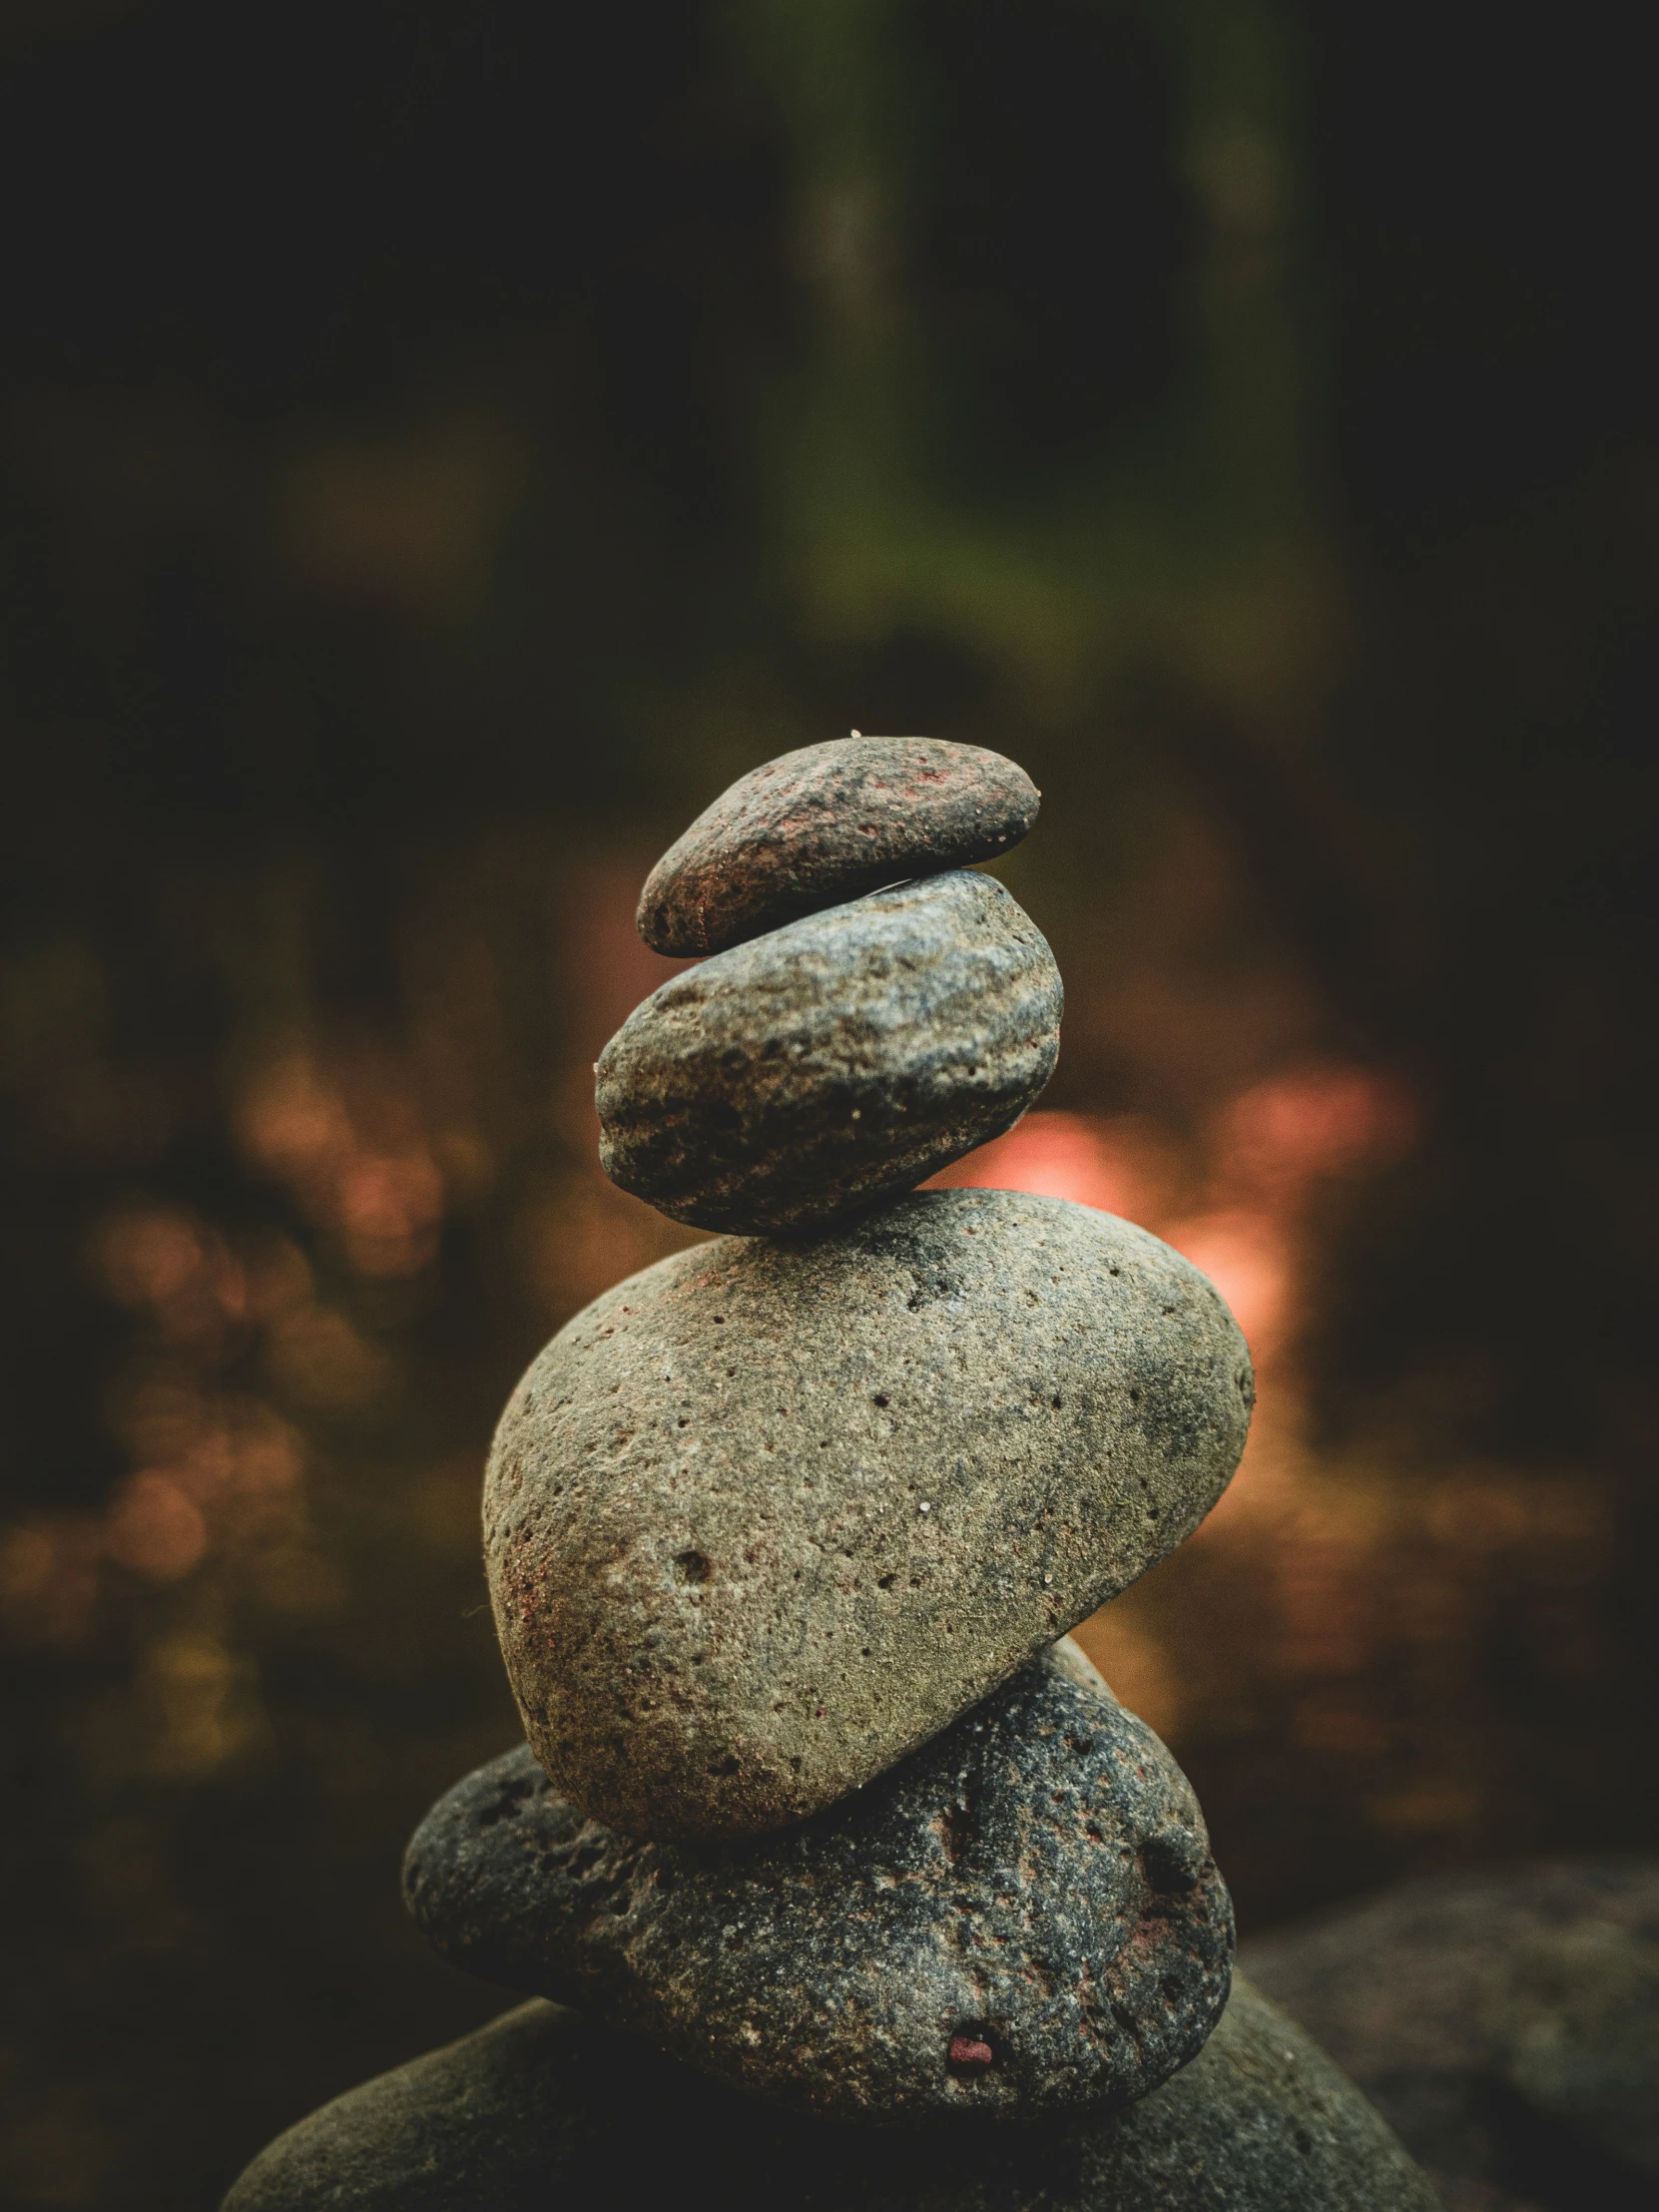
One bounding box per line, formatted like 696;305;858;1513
637;735;1041;957
1486;1918;1659;2179
485;1188;1253;1841
222;1977;1439;2212
1242;1857;1659;2212
404;1639;1233;2124
598;870;1062;1237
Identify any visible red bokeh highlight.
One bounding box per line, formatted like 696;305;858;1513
929;1064;1415;1366
1215;1066;1418;1194
927;1111;1175;1227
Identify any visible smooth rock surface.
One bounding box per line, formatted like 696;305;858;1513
404;1639;1234;2123
222;1977;1439;2212
1486;1919;1659;2179
1243;1857;1659;2212
598;870;1062;1237
485;1188;1253;1841
637;734;1041;956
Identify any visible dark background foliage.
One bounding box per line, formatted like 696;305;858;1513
1;2;1655;2204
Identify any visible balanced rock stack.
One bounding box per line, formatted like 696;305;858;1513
225;739;1439;2210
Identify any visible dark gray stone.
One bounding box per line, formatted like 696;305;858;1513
222;1978;1439;2211
598;870;1062;1238
403;1639;1234;2124
636;734;1041;956
1486;1919;1659;2179
484;1188;1253;1842
1242;1857;1659;2212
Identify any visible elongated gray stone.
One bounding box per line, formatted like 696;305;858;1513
484;1189;1253;1842
637;735;1041;956
598;870;1062;1238
403;1640;1233;2124
222;1978;1439;2211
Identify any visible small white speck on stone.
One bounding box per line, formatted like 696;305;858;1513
919;1501;931;1513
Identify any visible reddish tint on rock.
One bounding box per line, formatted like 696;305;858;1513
949;2036;995;2069
636;735;1041;956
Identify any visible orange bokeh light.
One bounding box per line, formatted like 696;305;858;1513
926;1110;1171;1225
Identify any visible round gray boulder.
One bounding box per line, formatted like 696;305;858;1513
1486;1917;1659;2179
1242;1857;1659;2209
484;1188;1254;1841
222;1977;1439;2211
598;870;1062;1237
636;734;1041;956
403;1640;1234;2124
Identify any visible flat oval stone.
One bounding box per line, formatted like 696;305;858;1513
637;735;1041;956
403;1640;1234;2124
484;1189;1253;1842
222;1979;1440;2211
597;871;1062;1237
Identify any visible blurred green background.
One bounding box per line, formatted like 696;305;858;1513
1;1;1655;2205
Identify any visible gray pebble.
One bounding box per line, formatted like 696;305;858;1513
598;870;1062;1237
1243;1857;1659;2209
637;735;1041;956
222;1977;1439;2212
485;1188;1254;1842
403;1639;1234;2124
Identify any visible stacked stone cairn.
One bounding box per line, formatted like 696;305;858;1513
225;738;1439;2210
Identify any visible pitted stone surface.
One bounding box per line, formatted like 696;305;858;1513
222;1978;1439;2211
403;1640;1233;2123
636;734;1040;956
598;870;1062;1237
484;1188;1253;1842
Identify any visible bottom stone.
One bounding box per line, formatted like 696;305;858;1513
221;1976;1437;2211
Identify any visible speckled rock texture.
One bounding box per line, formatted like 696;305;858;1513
598;870;1062;1237
222;1977;1438;2212
636;734;1041;957
485;1188;1253;1842
1242;1857;1659;2212
403;1639;1233;2124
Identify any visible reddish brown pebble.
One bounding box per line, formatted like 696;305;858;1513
636;735;1041;956
949;2037;995;2069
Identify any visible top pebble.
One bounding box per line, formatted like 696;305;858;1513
637;735;1040;956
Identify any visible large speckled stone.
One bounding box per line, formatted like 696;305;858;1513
222;1978;1439;2211
636;735;1041;956
485;1189;1253;1842
1243;1857;1659;2210
403;1640;1233;2124
598;870;1062;1238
